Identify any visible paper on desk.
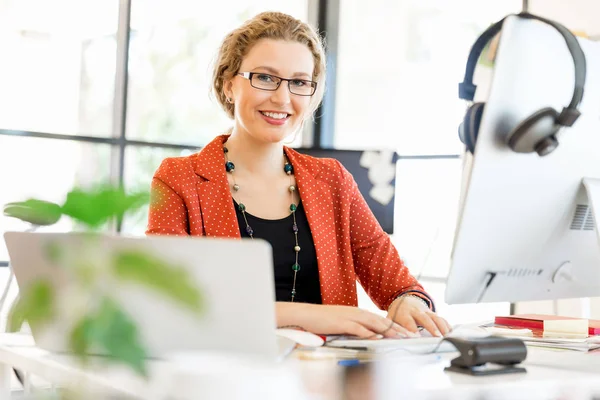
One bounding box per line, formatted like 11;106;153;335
484;326;533;337
524;341;600;352
293;347;371;361
543;319;588;339
491;335;600;352
324;337;457;354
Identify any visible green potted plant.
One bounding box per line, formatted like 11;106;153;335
3;185;204;377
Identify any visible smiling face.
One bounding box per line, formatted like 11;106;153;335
224;39;315;144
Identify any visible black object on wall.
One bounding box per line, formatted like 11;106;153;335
296;148;398;234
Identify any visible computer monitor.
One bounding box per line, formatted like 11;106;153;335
445;16;600;304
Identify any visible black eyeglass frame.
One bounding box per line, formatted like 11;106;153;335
237;72;317;96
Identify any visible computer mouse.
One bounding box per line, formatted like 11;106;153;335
276;329;325;347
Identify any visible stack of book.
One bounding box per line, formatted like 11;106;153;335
486;314;600;352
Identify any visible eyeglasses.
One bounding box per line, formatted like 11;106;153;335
238;72;317;96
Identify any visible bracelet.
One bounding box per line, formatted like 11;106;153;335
277;325;306;331
394;294;430;310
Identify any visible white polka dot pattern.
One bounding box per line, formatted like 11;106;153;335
146;134;433;310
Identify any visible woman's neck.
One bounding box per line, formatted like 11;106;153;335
225;130;286;178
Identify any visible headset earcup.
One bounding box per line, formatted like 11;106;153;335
507;107;561;155
458;121;470;151
460;103;485;154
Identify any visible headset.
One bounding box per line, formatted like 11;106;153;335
458;12;586;157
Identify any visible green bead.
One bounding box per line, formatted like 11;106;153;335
290;204;297;212
238;203;246;211
292;263;301;271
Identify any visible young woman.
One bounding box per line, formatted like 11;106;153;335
147;11;451;338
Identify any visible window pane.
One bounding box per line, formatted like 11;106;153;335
126;0;308;146
391;158;462;279
121;145;195;236
0;0;119;136
0;136;113;261
334;0;521;155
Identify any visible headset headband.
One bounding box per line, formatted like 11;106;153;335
458;12;586;124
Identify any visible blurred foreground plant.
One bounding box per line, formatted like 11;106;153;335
3;185;204;377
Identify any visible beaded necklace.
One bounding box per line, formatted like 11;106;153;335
223;146;301;302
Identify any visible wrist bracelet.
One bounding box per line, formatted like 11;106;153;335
397;294;430;310
277;325;306;331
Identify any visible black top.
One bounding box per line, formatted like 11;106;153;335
234;200;322;304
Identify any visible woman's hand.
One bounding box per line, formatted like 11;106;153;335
386;295;452;337
276;302;414;339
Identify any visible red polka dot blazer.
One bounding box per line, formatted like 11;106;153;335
146;134;434;311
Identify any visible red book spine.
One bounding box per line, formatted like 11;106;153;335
495;317;542;330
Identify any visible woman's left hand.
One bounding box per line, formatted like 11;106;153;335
386;295;452;337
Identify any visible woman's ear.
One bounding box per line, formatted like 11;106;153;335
223;79;234;101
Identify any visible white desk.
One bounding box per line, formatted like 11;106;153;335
413;348;600;400
0;342;170;399
0;335;306;400
1;335;600;400
295;347;600;400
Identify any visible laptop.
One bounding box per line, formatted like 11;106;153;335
3;232;279;360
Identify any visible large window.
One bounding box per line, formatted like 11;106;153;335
0;0;309;267
0;0;119;136
0;0;120;261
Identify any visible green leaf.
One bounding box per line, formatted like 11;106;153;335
69;298;148;376
8;280;55;332
113;250;203;313
69;316;95;362
61;186;149;228
97;298;148;376
3;199;62;226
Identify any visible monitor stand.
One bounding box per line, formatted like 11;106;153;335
475;178;600;304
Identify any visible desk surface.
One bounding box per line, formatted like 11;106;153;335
294;347;600;400
0;335;599;400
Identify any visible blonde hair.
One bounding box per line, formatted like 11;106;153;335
212;11;326;121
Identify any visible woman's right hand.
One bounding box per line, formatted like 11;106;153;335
276;302;416;339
